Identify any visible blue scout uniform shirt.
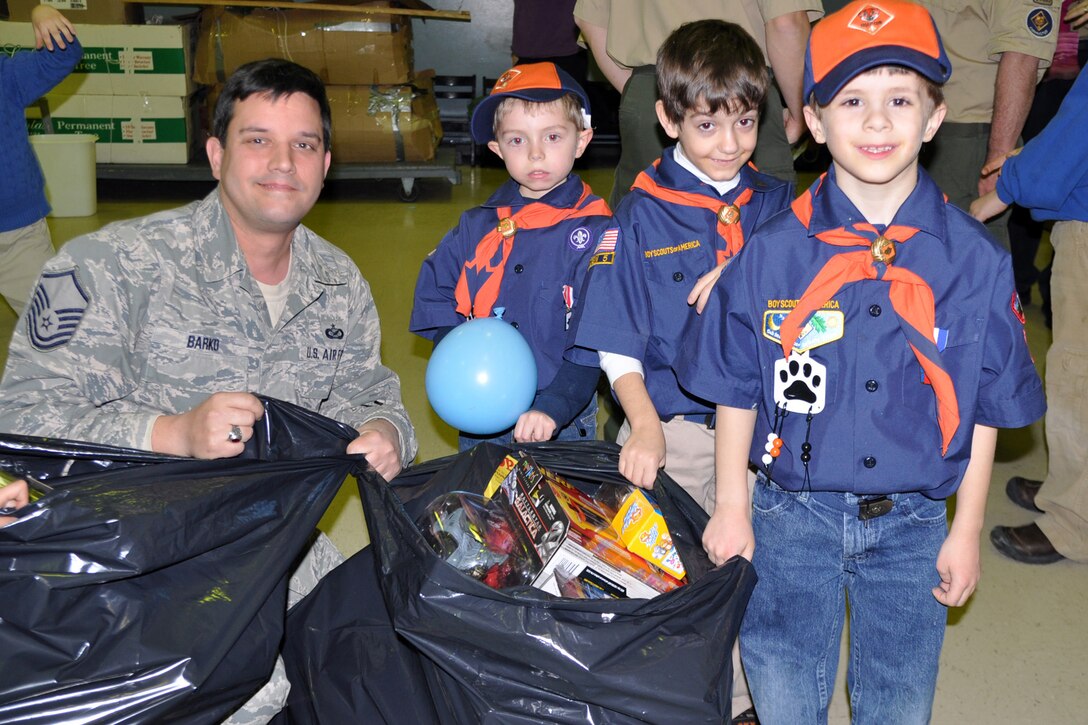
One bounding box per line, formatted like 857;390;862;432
570;147;793;418
677;167;1046;499
410;174;612;391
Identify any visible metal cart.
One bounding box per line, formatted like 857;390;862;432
95;146;461;202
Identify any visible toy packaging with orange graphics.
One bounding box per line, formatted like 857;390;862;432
484;452;684;599
610;489;687;580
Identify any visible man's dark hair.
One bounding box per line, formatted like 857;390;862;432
212;58;332;149
656;20;770;125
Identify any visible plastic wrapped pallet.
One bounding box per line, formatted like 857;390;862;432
194;2;413;86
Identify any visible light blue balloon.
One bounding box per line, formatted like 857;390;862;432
425;318;538;435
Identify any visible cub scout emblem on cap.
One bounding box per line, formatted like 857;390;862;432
493;69;521;91
848;4;894;34
27;269;90;352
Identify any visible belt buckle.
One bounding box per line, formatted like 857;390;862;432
858;495;893;521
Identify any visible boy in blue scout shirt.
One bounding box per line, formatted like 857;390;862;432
571;20;793;504
569;22;793;722
410;63;611;450
677;2;1047;721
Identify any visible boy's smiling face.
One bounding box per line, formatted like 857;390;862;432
804;67;946;202
487;100;592;199
655;100;759;183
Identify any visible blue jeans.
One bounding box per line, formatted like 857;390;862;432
742;476;948;725
458;395;598;452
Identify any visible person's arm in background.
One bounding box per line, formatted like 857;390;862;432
573;4;630;93
981;51;1042;196
9;4;82;107
1065;0;1088;28
764;11;812;144
971;66;1088;220
31;3;75;50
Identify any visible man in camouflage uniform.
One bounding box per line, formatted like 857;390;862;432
0;58;417;722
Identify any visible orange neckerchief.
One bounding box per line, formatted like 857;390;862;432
631;160;754;265
781;176;960;455
454;181;610;319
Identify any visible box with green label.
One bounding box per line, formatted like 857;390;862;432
26;94;194;164
0;22;191;97
6;0;142;25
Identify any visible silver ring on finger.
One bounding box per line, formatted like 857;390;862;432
227;425;243;443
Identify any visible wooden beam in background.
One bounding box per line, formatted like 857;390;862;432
122;0;471;22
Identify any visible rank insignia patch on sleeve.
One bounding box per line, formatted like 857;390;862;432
27;269;90;351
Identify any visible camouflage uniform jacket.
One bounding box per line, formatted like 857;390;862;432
0;190;417;465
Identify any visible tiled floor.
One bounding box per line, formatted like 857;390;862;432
2;161;1085;722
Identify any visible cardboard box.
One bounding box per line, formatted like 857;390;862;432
612;489;687;580
327;73;440;163
194;3;412;86
27;93;194;164
6;0;141;25
0;22;191;96
490;453;683;599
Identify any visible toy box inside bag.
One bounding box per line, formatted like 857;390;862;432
488;452;684;598
416;450;687;599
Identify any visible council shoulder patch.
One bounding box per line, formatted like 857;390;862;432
1027;7;1054;37
27;269;90;352
762;309;844;352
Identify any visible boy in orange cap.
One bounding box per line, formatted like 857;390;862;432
677;2;1045;720
410;63;611;449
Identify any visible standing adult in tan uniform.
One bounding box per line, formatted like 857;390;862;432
574;0;823;208
917;0;1058;249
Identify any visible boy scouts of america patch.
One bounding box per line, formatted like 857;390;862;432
590;228;619;267
27;269;90;351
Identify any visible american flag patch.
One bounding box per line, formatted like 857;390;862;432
593;228;619;254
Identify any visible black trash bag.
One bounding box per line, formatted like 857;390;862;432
0;396;367;724
351;440;756;724
276;545;442;725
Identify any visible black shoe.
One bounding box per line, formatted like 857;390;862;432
731;707;760;725
990;523;1065;564
1005;476;1044;513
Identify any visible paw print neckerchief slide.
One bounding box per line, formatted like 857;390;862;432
780;175;960;459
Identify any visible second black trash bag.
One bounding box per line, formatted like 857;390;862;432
0;397;367;725
282;441;756;724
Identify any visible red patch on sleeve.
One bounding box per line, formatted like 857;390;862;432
1011;292;1026;325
